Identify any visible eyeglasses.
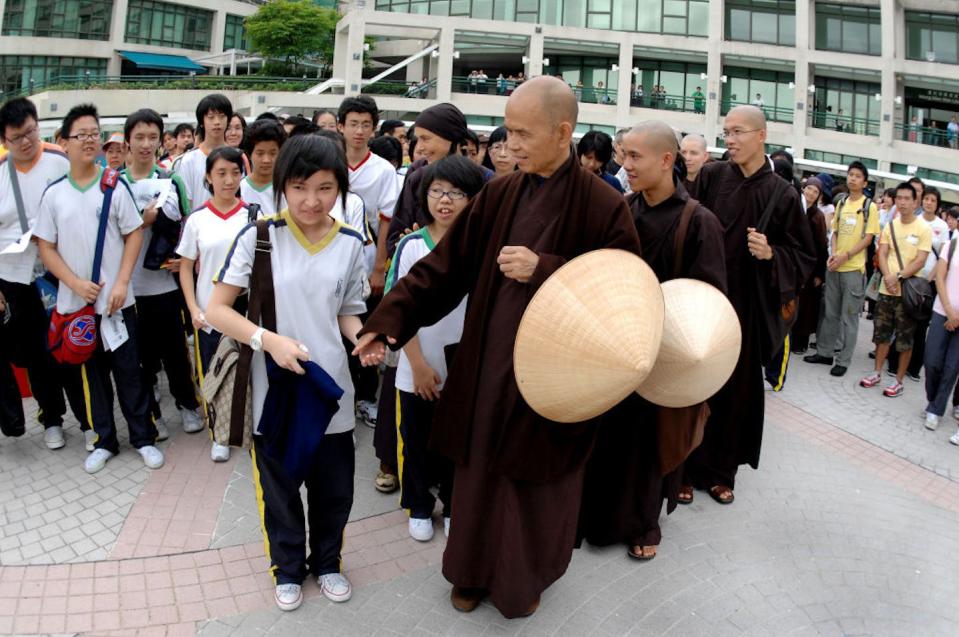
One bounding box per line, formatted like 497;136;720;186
426;186;467;201
66;131;101;143
344;121;373;131
490;142;508;154
720;128;761;141
4;125;39;146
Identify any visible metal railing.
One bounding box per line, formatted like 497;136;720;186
894;123;959;150
808;111;879;136
721;100;793;123
631;92;705;113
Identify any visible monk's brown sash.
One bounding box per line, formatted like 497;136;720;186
657;196;709;476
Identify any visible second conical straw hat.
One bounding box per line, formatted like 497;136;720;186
513;249;664;423
636;278;741;408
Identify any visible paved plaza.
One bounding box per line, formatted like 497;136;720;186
1;318;958;636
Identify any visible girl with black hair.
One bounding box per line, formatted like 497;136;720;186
225;113;246;148
205;135;368;612
481;126;516;178
174;93;234;211
175;146;257;463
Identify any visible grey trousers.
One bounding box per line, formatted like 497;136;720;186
816;270;865;366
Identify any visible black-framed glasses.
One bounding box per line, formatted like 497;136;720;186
5;125;39;145
426;186;467;201
66;131;101;142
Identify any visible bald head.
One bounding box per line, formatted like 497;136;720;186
727;105;767;130
628;120;680;154
620;121;680;195
681;133;707;153
680;133;709;180
511;75;578;128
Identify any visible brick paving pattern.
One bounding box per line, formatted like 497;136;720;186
0;316;956;635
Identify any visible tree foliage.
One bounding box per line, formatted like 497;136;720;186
245;0;338;69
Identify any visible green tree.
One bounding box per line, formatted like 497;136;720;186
245;0;338;72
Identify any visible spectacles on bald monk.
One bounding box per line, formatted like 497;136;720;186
720;128;761;141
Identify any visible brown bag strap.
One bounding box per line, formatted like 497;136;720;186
672;197;699;279
229;220;276;446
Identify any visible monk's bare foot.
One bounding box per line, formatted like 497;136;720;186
450;586;486;612
677;486;694;504
708;485;734;504
519;596;540;617
627;545;657;561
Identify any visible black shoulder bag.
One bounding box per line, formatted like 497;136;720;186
889;221;934;322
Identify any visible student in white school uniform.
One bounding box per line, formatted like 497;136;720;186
120;108;204;440
174;94;234;212
0;97;90;449
34;103;163;474
240;119;287;217
388;154;484;542
205;134;368;612
312;129;371;248
176;146;258;463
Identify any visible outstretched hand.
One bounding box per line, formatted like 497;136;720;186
353;332;396;367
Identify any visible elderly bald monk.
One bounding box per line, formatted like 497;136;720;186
686;106;815;504
579;121;726;560
354;76;642;617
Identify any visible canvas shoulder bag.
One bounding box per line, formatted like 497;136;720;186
889;220;933;322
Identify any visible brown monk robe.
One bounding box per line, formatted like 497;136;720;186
686;106;816;503
790;178;830;353
356;77;642;618
579;122;726;559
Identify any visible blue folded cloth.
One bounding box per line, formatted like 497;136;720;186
258;357;344;483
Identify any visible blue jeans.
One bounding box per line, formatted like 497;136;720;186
923;312;959;416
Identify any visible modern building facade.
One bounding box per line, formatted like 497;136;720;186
331;0;959;182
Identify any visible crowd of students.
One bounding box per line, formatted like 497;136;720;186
0;80;952;619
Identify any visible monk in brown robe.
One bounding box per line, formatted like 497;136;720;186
354;76;642;618
579;121;726;560
686;106;816;504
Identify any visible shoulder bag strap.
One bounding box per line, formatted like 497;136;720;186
756;177;789;235
7;157;29;234
860;198;872;239
92;169;119;281
672;197;699;279
888;219;905;272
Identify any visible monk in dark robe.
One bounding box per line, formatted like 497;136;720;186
354;76;642;618
579;121;726;560
686;105;816;504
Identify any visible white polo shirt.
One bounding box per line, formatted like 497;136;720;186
34;168;143;315
173;147;209;213
216;211;367;435
348;151;400;235
175;200;256;331
387;228;466;394
240;176;286;218
0;143;69;284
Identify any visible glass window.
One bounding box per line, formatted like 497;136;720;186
223;14;249;51
2;0;113;40
905;12;959;64
815;4;881;56
124;0;212;51
721;66;795;122
0;55;106;94
563;0;585;27
725;0;795;46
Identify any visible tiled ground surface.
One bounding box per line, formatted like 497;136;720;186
1;315;957;636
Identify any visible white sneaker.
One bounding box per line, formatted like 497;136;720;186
274;583;302;611
319;573;352;603
925;412;940;431
951;430;959;446
138;445;165;469
84;448;114;474
409;517;433;542
43;426;65;450
763;379;774;391
83;429;96;452
180;407;205;433
155;418;170;442
444;516;450;538
210;442;230;462
356;400;378;428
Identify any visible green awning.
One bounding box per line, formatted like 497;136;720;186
119;51;206;73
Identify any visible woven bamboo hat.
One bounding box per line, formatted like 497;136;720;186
513;249;664;423
636;278;741;408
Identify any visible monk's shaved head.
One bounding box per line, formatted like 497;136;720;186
511;76;578;128
727;105;767;130
628;120;681;155
681;133;707;153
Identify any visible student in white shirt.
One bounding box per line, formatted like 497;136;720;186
240;119;287;217
34;103;163;474
174;94;234;212
121;108;204;441
206;135;368;612
388;154;484;542
176;146;256;463
0;97;85;450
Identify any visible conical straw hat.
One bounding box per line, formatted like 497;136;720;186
636;278;741;408
513;249;664;423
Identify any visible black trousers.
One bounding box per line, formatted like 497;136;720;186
0;279;85;436
396;390;453;519
136;291;199;420
62;306;156;453
374;365;398;472
251;431;354;585
764;336;791;391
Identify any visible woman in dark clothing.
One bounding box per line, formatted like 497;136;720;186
791;177;830;353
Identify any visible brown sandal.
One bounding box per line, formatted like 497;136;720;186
374;470;398;493
677;486;694;504
627;545;657;561
708;485;734;505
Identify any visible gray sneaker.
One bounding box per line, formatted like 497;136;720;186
155;418;170;442
83;429;96;452
43;426;65;450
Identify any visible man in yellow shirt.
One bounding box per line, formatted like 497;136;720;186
860;182;932;397
805;161;879;376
